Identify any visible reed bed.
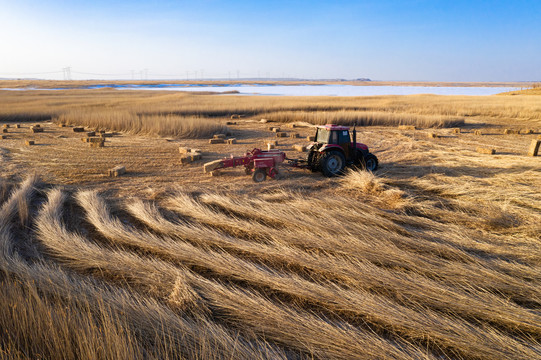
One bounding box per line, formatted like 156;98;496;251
1;170;540;358
1;89;541;135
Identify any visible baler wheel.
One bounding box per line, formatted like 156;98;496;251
252;168;267;182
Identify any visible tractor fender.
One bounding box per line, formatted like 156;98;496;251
318;144;344;153
355;143;369;151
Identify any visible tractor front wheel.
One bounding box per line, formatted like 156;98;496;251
363;154;379;172
320;150;345;177
252;168;267;182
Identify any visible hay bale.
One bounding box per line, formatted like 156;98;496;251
230;114;241;120
3;124;9;128
73;127;85;133
89;140;104;148
2;128;7;133
260;119;268;123
272;127;281;132
81;137;90;143
452;128;461;134
100;132;113;138
210;170;222;176
180;156;192;164
15;124;21;128
267;143;275;150
427;132;438;138
476;147;495;155
108;165;126;177
474;130;482;136
227;138;237;144
293;144;306;152
213;134;226;139
267;140;278;146
209;138;225;144
307;136;316;141
178;147;191;154
30;126;43;133
528;139;541;156
191;148;202;154
276;132;287;138
86;131;96;137
398;125;416;130
25;140;34;146
33;124;41;128
289;133;299;138
0;135;6;140
225;121;237;125
58;123;66;128
88;137;104;143
503;129;518;135
521;129;533;134
190;152;202;161
203;159;224;173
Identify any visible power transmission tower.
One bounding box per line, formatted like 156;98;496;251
62;67;72;80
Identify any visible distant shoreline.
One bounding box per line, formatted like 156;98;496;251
0;79;534;90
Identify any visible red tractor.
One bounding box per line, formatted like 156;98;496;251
203;124;378;182
305;124;378;176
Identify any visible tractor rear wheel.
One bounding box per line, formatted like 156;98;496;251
320;150;345;177
252;168;267;182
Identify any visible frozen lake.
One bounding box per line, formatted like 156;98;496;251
94;84;520;96
2;84;518;96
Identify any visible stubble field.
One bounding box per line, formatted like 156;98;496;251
0;85;540;359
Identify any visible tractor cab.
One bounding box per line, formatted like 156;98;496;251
314;125;355;158
307;124;378;176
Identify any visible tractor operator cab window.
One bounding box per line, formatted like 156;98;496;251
316;129;330;143
338;130;350;145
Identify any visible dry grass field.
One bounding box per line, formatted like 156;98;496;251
0;86;540;359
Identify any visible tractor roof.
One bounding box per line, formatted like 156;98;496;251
317;124;350;131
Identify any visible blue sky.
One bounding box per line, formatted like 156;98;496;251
1;0;540;81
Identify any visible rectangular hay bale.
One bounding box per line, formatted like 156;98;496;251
213;134;226;139
267;143;275;150
25;140;34;146
0;135;6;139
452;128;461;134
398;125;416;130
289;133;299;138
276;132;287;138
227;138;237;144
30;126;43;133
272;127;281;132
476;147;495;155
108;165;126;177
528;139;541;156
178;147;191;154
190;152;202;161
521;129;533;134
474;130;482;136
427;132;437;138
293;144;306;152
209;138;225;144
15;124;21;128
89;141;104;148
73;127;85;133
307;136;316;141
503;129;518;135
86;131;96;137
3;124;9;128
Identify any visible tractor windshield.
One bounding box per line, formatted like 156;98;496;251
316;129;330;143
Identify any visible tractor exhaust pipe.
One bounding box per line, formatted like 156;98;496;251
352;124;357;165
